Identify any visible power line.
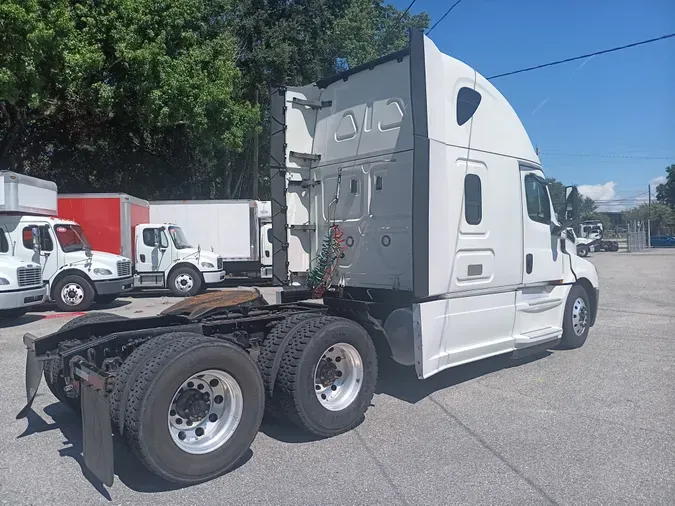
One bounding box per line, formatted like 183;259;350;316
488;32;675;80
427;0;466;35
398;0;419;20
541;152;674;160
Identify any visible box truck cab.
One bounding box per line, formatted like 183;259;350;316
148;199;273;279
0;227;45;318
58;194;225;297
1;171;132;312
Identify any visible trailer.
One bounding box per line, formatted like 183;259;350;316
58;194;226;296
17;31;600;488
1;172;131;311
148;199;273;279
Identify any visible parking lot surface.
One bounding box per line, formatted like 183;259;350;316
1;252;674;505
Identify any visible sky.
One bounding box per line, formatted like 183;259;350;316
389;0;675;210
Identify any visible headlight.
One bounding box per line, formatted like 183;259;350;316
201;262;214;269
0;277;10;285
93;268;113;275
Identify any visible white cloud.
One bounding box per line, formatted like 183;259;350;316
578;181;617;201
650;176;666;186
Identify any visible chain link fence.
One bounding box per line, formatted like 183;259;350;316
626;221;648;252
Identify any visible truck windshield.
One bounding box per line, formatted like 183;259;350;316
168;226;192;249
55;224;91;252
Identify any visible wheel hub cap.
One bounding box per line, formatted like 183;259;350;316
313;343;364;412
167;369;243;455
61;283;84;306
572;297;588;336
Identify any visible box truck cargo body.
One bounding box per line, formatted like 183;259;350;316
0;171;129;312
19;31;601;488
149;200;273;278
59;193;225;296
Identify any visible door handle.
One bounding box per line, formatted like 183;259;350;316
526;254;533;274
140;254;146;262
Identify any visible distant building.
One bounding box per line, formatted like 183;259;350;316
602;211;625;228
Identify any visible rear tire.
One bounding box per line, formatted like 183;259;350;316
577;244;589;257
111;332;210;435
123;337;264;484
257;313;323;417
44;312;127;413
559;284;591;349
276;316;377;437
168;266;202;297
52;275;95;312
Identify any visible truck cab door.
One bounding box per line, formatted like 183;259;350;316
136;226;171;273
21;224;57;282
512;168;567;350
520;168;564;284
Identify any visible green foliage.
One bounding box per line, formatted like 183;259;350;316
547;177;596;222
1;0;430;200
655;164;675;208
623;202;675;232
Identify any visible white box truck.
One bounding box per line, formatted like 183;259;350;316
148;199;273;279
19;31;600;487
0;171;133;312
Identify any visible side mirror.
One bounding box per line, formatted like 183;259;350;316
153;230;161;248
565;186;579;222
85;247;93;258
31;226;41;253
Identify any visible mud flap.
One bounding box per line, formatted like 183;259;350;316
81;381;115;487
16;334;44;420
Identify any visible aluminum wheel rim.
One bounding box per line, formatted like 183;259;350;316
313;343;363;412
167;369;243;455
572;297;589;336
174;273;194;292
61;283;85;306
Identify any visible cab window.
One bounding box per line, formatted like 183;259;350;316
524;175;551;225
22;225;53;251
0;229;9;253
142;228;169;248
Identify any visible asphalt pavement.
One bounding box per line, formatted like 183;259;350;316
1;251;674;505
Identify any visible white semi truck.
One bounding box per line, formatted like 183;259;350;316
149;199;273;279
19;31;600;487
0;171;133;312
0;228;45;319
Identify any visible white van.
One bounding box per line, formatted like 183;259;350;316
0;229;45;318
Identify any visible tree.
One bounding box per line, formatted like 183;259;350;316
2;0;431;200
623;202;675;233
547;177;597;222
655;164;675;208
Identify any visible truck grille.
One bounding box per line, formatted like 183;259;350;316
117;260;132;277
217;257;223;270
17;266;42;287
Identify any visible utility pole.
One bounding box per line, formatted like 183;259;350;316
647;184;651;247
252;88;259;200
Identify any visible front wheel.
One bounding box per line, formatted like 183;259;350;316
168;266;202;297
577;244;589;257
559;284;591;349
52;275;95;312
275;316;378;437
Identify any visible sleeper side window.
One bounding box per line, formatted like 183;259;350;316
464;174;482;225
524;174;551;225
